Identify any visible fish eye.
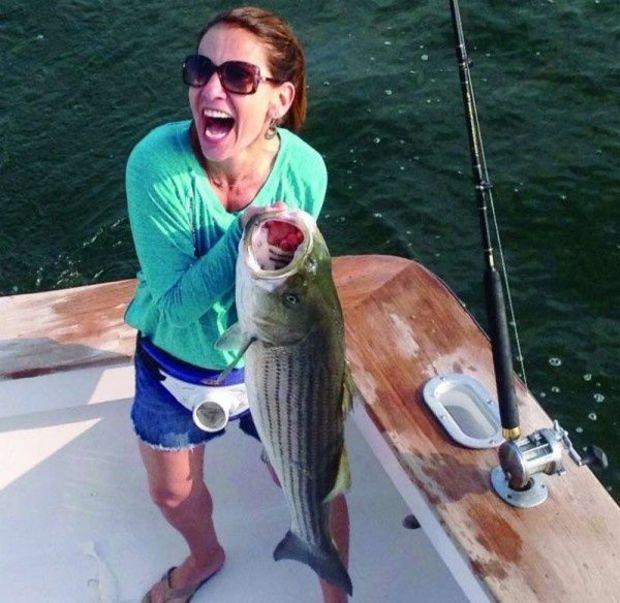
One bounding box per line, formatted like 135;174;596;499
283;292;299;307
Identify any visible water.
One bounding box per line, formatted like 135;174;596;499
1;1;618;500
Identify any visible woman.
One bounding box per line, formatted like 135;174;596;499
125;7;350;603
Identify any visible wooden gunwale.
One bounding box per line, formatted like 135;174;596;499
1;254;618;602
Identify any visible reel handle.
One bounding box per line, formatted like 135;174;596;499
556;420;608;470
579;445;609;470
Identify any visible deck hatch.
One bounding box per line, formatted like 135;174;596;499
422;374;502;449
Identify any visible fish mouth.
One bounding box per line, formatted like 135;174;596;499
244;210;313;279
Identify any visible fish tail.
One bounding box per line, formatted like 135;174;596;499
273;530;353;596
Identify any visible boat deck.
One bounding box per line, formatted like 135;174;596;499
2;254;619;602
0;363;465;602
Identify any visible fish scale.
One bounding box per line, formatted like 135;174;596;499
246;337;341;545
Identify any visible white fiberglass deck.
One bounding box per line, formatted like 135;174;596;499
0;363;468;603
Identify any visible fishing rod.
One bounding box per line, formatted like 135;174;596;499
448;0;607;507
449;0;519;442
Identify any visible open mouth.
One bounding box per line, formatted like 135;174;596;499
251;219;305;271
203;108;235;141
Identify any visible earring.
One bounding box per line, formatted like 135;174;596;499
265;117;278;140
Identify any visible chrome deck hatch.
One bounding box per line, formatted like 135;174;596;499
422;374;502;449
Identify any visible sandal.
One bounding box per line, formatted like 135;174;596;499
142;565;221;603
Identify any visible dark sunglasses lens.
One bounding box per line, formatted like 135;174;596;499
220;61;257;94
183;55;214;87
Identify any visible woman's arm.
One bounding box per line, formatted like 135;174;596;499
297;142;328;220
126;148;242;327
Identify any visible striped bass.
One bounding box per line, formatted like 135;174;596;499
217;208;353;595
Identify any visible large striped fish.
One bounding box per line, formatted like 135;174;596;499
217;208;353;595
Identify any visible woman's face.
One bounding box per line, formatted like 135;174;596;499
189;24;287;164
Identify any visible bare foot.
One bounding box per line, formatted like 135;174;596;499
146;547;226;603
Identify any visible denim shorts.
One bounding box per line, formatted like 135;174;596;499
131;338;261;450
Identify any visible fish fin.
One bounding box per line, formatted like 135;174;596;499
341;364;354;415
323;447;351;503
214;324;256;385
215;322;249;350
273;531;353;596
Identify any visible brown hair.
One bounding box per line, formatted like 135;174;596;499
198;6;307;131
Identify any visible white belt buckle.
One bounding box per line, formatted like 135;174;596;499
159;373;249;432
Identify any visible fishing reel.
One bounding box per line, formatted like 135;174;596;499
491;420;608;508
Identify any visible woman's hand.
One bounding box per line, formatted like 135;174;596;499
241;202;287;228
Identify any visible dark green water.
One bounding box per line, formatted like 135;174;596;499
1;1;618;500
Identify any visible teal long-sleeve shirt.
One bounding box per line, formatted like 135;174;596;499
124;121;327;369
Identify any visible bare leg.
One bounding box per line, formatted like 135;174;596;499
320;495;350;603
139;441;225;603
266;464;350;602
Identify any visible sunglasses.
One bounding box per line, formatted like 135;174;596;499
182;54;280;95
